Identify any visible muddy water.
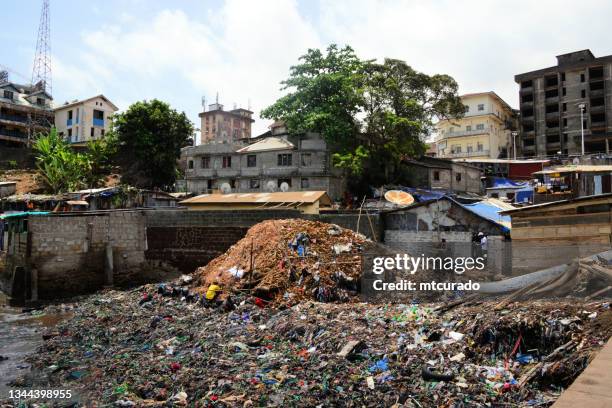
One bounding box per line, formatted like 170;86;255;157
0;293;70;396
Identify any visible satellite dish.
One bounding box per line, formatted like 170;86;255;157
384;190;415;206
265;181;277;192
280;182;289;192
220;183;232;194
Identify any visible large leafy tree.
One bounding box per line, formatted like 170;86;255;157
111;99;193;189
360;58;465;185
261;45;365;154
262;45;465;192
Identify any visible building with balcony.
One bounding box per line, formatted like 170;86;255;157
181;122;345;200
53;95;118;146
435;92;518;160
199;100;254;144
0;74;54;146
515;49;612;157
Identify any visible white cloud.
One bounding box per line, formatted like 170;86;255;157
52;0;612;135
54;0;320;135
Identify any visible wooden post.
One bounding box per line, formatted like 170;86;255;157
104;243;114;286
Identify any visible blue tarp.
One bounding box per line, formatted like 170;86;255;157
460;201;511;233
399;187;446;202
0;211;50;219
489;177;527;189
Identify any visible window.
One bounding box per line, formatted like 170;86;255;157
581;90;586;98
90;127;94;137
433;171;440;181
101;129;105;137
561;72;566;82
201;156;210;168
453;146;462;153
222;156;232;168
67;128;72;137
76;108;80;123
476;124;485;130
562;103;567;112
277;178;291;188
300;153;312;166
36;98;44;106
467;145;473;153
563;118;568;127
477;143;483;152
247;155;257;167
464;105;470;112
249;179;260;189
580;73;585;82
188;160;194;169
277;153;292;166
455;173;462;182
477;104;484;111
562;87;567;96
93;109;104;120
301;178;310;189
466;125;472;131
3;90;13;100
68;110;73;120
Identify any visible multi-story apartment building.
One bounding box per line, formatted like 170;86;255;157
199;101;254;144
53;95;118;145
436;92;517;160
515;49;612;157
0;74;54;146
181;122;345;200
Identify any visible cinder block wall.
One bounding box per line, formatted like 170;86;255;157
28;211;146;299
144;210;382;272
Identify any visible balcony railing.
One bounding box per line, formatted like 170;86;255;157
441;127;491;138
67;118;73;126
0;113;28;123
93;118;104;127
445;149;490;158
0;128;27;139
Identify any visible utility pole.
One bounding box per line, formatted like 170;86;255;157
580;103;586;156
511;131;518;160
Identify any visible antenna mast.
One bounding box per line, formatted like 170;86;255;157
31;0;51;95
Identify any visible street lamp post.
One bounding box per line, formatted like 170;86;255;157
578;103;586;156
511;131;519;160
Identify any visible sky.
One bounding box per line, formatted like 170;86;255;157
3;0;612;142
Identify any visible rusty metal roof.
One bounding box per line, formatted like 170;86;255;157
180;191;332;206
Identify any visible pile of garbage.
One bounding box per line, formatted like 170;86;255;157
195;219;374;303
5;280;611;406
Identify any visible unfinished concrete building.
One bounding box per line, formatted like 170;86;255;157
199;100;254;144
0;72;53;146
515;50;612;157
181;122;345;200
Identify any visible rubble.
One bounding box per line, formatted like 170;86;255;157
194;219;374;303
3;282;610;406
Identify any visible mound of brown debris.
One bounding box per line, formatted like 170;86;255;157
195;219;374;303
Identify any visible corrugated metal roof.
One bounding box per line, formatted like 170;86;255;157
533;165;612;175
236;136;294;153
180;191;331;205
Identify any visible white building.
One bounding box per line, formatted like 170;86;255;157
54;95;118;145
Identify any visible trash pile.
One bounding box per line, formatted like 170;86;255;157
195;219;374;304
5;281;610;406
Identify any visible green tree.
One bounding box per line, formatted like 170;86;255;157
262;45;465;191
360;58;465;185
110;99;193;189
261;44;366;154
33;128;88;193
